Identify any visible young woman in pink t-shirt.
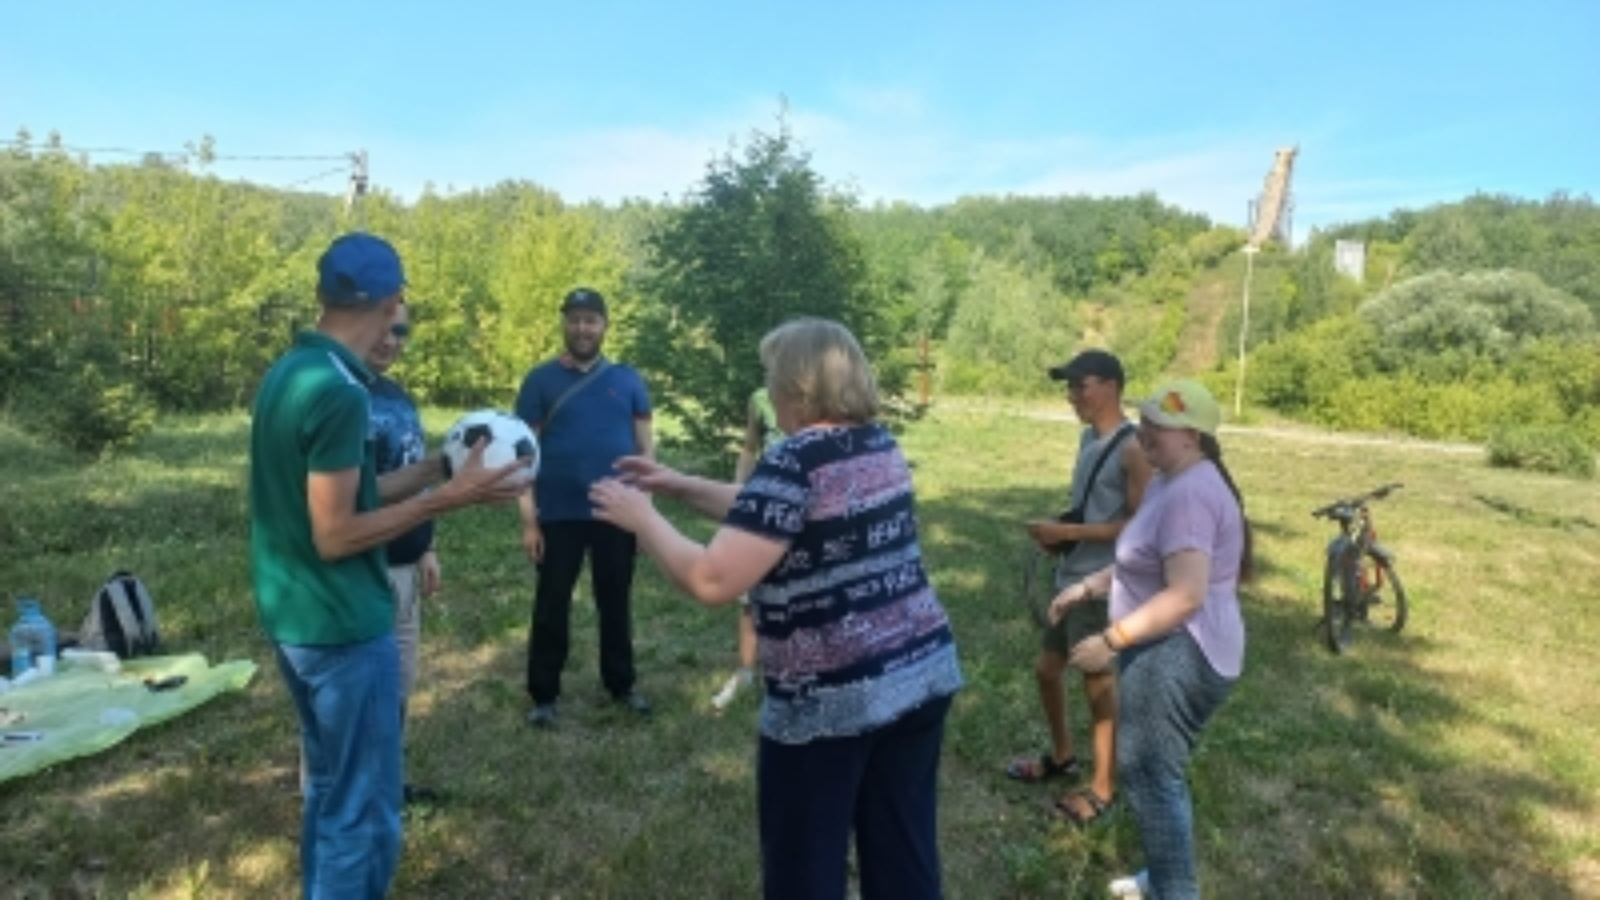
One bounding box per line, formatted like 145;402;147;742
1047;379;1253;900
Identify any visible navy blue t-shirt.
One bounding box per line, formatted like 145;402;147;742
514;356;652;522
369;375;434;565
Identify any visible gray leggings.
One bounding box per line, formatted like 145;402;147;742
1116;628;1235;900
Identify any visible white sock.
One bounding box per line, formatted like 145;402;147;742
1108;870;1149;897
712;671;748;709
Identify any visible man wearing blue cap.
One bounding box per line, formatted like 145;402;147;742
249;233;528;898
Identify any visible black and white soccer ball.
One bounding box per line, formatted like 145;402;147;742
442;410;539;484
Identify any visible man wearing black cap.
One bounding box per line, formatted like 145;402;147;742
515;287;655;727
250;233;527;896
1005;349;1150;826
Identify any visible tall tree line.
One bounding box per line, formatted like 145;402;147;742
6;125;1597;456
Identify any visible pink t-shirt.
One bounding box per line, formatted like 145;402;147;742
1109;460;1246;678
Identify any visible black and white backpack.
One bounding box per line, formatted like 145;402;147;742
80;571;161;659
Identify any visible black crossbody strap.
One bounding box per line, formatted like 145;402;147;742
543;359;610;428
1072;422;1135;507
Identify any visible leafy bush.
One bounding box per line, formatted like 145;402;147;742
11;362;157;457
1248;315;1378;414
1486;425;1596;479
1358;269;1594;379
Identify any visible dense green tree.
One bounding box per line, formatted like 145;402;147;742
631;124;883;464
938;251;1076;396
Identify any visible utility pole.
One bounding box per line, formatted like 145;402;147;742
345;150;369;224
1233;244;1259;418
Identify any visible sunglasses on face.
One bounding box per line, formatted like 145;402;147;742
390;322;411;339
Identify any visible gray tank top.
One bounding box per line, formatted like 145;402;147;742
1056;422;1134;585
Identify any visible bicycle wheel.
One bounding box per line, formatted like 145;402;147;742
1362;549;1408;634
1322;551;1355;654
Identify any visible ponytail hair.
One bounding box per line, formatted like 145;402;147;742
1199;432;1254;582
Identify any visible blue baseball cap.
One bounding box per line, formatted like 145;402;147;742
317;233;406;305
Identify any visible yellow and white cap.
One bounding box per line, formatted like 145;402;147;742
1138;379;1221;435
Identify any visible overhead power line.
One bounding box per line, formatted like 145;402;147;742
282;164;355;191
0;138;349;164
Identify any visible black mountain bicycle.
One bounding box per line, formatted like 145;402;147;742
1312;482;1408;654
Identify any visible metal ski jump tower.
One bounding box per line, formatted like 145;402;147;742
1233;145;1298;416
1248;146;1297;248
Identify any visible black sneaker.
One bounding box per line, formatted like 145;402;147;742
616;692;652;716
527;702;560;728
403;783;442;807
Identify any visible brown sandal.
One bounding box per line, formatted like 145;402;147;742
1051;787;1116;826
1005;753;1081;783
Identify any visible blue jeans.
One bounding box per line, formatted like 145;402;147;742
1116;630;1234;900
757;695;952;900
275;635;403;899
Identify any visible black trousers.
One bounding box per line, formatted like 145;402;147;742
527;519;638;704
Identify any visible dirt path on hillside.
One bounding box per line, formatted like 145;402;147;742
1172;276;1231;374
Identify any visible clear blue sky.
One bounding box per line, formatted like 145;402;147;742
3;0;1595;236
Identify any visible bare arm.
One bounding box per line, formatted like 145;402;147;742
594;483;788;605
518;480;543;562
664;473;743;521
1047;562;1116;622
1119;437;1153;520
309;446;526;562
613;456;742;522
377;453;445;505
633;417;655;460
309;469;454;562
1108;549;1209;646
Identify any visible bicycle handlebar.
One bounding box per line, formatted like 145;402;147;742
1310;482;1403;519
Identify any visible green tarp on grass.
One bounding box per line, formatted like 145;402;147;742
0;653;257;784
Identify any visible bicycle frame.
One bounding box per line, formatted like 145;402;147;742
1325;506;1392;592
1313;483;1406;652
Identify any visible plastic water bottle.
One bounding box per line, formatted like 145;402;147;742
9;598;57;679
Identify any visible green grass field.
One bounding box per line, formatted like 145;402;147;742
1;404;1596;898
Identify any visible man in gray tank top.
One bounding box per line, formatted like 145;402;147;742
1006;350;1151;826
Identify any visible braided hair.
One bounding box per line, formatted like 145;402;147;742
1199;433;1254;582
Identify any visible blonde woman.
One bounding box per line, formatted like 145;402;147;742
590;318;963;900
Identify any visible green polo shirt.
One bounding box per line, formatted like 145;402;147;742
249;330;391;645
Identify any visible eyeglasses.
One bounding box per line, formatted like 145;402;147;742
390;323;411;339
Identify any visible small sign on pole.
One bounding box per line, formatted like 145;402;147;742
1334;239;1366;281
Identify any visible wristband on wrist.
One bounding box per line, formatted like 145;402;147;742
1111;620;1133;649
1101;631;1119;653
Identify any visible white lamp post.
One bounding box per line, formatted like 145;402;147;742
1233;244;1260;418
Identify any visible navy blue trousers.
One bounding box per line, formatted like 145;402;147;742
758;695;952;900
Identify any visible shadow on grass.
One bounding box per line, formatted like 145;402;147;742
1473;492;1599;531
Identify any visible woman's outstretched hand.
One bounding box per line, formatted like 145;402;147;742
611;455;684;496
589;476;656;533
